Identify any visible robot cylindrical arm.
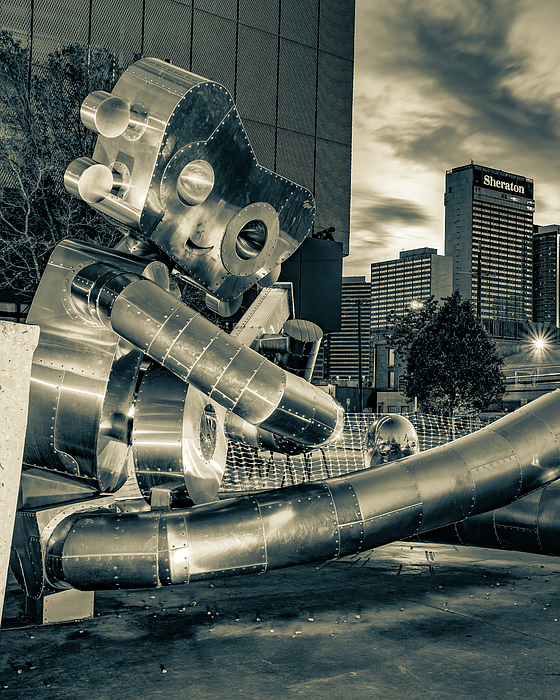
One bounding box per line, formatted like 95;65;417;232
71;263;343;449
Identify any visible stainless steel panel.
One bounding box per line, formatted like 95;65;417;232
76;269;341;449
229;283;293;345
262;369;317;437
70;58;315;308
538;479;560;556
447;429;519;516
419;481;560;558
23;239;167;492
409;449;476;530
326;480;364;557
258;483;338;569
161;512;188;585
133;364;227;504
49;393;560;592
346;465;423;549
175;497;266;582
59;512;160;590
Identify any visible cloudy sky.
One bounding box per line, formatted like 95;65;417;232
345;0;560;279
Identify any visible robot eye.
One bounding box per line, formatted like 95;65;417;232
176;160;215;206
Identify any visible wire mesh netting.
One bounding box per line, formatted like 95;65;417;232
218;412;499;494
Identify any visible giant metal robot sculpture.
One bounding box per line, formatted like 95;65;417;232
9;58;560;623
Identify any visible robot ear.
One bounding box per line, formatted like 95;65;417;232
80;91;133;138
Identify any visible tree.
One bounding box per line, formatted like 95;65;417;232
403;291;506;417
0;33;124;302
384;296;440;362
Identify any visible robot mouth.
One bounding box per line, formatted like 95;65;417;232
184;237;214;256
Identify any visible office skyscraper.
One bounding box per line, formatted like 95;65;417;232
370;248;453;332
0;0;354;254
323;276;370;380
444;163;534;323
533;224;560;326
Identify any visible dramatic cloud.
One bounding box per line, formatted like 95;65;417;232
351;187;431;230
346;186;436;277
347;0;560;278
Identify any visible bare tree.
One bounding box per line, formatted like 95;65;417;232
0;33;124;302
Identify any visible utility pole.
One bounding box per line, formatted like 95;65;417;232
354;299;367;413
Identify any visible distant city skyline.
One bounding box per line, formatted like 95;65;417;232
346;0;560;279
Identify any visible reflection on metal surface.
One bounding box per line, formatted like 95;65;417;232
176;160;215;206
43;390;560;590
64;157;114;204
13;55;560;623
22;239;171;494
67;260;342;449
80;90;131;138
418;477;560;557
364;414;420;467
65;57;314;311
132;363;227;505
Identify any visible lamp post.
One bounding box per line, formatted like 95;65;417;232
353;299;367;413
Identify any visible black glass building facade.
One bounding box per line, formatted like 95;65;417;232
445;163;534;323
533;224;560;326
0;0;354;253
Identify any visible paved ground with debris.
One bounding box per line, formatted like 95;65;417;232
2;542;560;699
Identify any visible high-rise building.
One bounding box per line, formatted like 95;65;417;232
0;0;354;255
368;248;452;412
533;224;560;326
370;247;453;333
323;276;370;381
444;163;534;323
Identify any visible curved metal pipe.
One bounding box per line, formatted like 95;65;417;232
71;263;343;450
416;478;560;557
47;390;560;590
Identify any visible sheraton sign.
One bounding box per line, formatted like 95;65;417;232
483;174;525;193
474;168;533;199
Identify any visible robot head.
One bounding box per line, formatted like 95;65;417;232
65;58;315;315
365;414;419;468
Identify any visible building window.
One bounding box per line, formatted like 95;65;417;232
388;370;395;389
388;405;396;413
388;348;395;366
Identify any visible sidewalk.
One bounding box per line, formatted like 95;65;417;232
2;542;560;699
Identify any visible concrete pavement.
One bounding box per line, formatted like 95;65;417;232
2;542;560;699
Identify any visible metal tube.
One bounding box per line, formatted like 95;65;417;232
50;390;560;590
71;264;344;449
416;478;560;557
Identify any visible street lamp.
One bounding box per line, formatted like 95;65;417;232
353;299;367;412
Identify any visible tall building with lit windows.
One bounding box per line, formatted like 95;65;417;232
369;247;453;332
323;276;370;380
533;224;560;326
444;163;534;323
368;248;452;412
